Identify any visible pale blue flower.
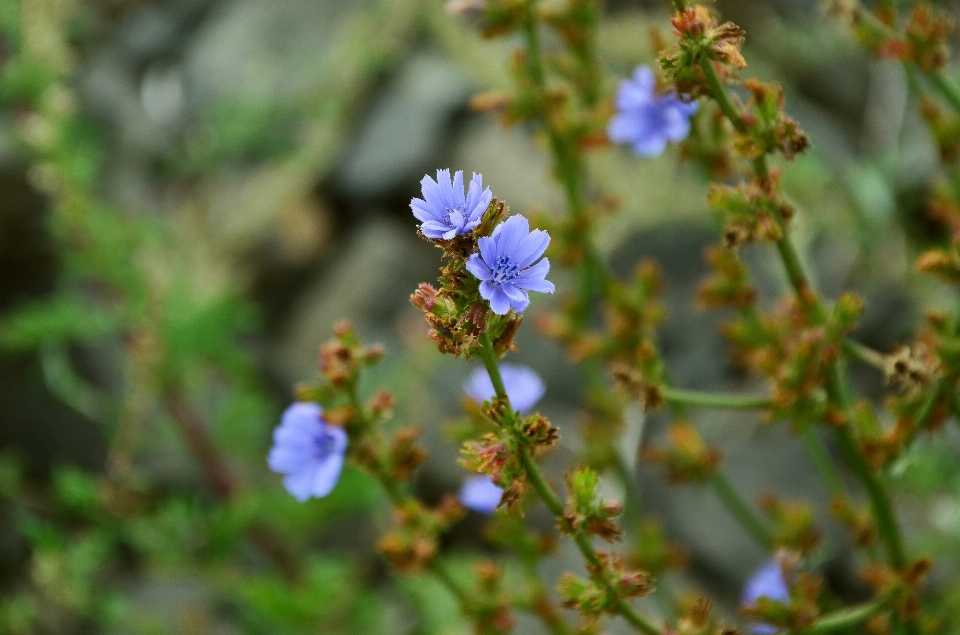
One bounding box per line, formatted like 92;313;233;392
742;559;790;635
463;363;545;414
459;476;503;514
466;215;554;315
267;403;347;502
411;169;493;240
608;66;698;156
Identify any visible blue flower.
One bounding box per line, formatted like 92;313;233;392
608;65;698;157
459;475;504;514
411;169;493;240
267;402;348;502
466;215;554;315
742;559;790;635
463;363;545;414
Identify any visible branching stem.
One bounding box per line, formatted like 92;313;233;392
478;333;663;635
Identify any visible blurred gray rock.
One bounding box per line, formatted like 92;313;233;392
334;54;474;202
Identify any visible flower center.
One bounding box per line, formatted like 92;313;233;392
491;255;520;286
314;428;337;459
443;203;468;229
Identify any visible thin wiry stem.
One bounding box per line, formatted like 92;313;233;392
477;333;663;635
695;18;910;574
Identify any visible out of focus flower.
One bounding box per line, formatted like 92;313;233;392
742;559;790;635
466;215;554;314
463;363;545;414
411;169;492;240
267;403;347;502
459;475;504;513
608;65;698;156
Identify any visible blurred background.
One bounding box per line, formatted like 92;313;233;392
2;0;959;633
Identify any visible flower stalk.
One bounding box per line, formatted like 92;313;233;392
477;333;663;635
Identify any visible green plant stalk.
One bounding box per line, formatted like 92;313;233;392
478;333;663;635
799;429;846;497
710;472;772;549
842;339;887;371
661;386;772;410
801;597;888;633
696;38;911;581
349;388;476;613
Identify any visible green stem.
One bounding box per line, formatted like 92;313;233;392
801;598;887;633
661;386;772;410
697;37;911;587
710;472;772;549
926;71;960;114
799;429;846;497
842;339;887;371
479;334;663;635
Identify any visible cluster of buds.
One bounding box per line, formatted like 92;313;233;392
628;520;690;578
860;558;932;622
851;402;911;469
667;597;736;635
735;81;810;161
377;497;465;574
696;246;757;309
852;3;953;72
707;175;790;248
559;467;624;541
725;294;864;430
660;6;746;97
740;564;823;634
882;342;940;394
829;495;877;549
469;561;516;635
557;553;653;616
641;421;721;484
315;320;384;391
918;97;960;163
758;494;821;555
459;429;527;507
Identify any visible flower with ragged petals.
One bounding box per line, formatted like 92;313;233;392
742;559;790;635
411;169;493;240
463;363;545;414
267;403;347;502
466;215;554;315
458;476;503;514
608;65;698;157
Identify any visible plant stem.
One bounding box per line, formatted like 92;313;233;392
661;386;772;410
696;35;911;584
802;597;887;633
799;429;846;497
842;339;887;371
710;472;772;549
479;334;663;635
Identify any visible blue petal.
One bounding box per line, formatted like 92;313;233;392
478;236;498;269
284;465;319;502
310;453;345;498
478;279;497;302
500;283;528;305
494;215;529;259
488;286;512;315
411;199;440;223
632;134;668;157
420;220;453;239
512;229;550;269
459;476;503;514
452;170;465;206
466;253;493;281
499;364;545;414
508;290;530;313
